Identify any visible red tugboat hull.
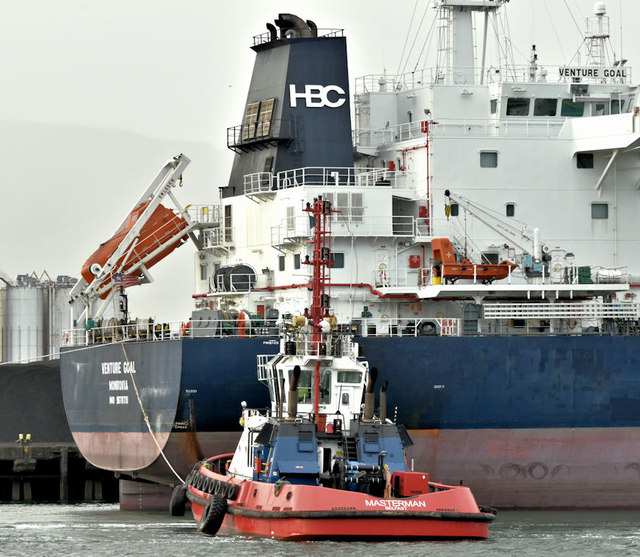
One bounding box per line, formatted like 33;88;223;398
186;458;495;540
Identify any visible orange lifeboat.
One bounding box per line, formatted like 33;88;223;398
81;200;189;298
432;238;517;284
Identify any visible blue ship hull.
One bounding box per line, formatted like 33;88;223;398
60;334;640;508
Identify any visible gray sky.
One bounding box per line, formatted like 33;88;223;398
1;0;638;320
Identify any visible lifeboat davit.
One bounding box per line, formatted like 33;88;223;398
81;200;189;297
432;238;517;284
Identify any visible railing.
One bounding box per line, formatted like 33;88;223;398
271;214;434;246
227;119;293;151
268;167;415;190
252;28;344;47
355;64;632;94
186;204;220;226
355;118;564;148
483;302;640;320
202;227;234;249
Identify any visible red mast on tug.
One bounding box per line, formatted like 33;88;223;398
302;196;336;427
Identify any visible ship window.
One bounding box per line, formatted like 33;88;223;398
450;203;459;217
561;99;585;117
534;98;557;116
577;153;594;169
337;371;362;383
294;253;301;270
480;151;498;168
224;205;233;242
591;203;608;219
330;192;363;223
257;98;276;137
592;103;607;116
286;206;295;233
612;100;620;114
200;264;207;281
331;253;345;268
481;252;500;264
506;203;515;217
241;102;260;140
278;255;285;272
506;98;530;116
490;99;497;114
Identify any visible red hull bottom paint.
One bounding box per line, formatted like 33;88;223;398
187;465;493;540
408;428;640;509
74;427;640;509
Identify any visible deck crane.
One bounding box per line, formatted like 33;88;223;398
69;153;207;328
444;189;552;278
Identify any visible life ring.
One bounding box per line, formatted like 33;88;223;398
169;484;187;516
378;262;388;285
553;263;562;273
198;494;227;536
567;319;578;330
380;313;390;323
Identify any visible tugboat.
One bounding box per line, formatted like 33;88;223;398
177;198;496;540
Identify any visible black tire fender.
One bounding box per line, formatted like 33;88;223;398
169;484;187;517
199;494;227;536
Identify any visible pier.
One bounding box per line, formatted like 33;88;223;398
0;440;118;502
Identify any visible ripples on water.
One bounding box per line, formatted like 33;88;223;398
0;504;639;557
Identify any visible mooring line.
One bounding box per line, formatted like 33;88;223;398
120;342;185;484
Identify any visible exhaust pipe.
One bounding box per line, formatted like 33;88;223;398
288;365;301;419
275;14;316;39
380;380;389;422
364;367;378;420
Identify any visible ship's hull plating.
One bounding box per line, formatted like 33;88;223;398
60;335;640;507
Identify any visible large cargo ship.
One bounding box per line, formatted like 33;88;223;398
61;3;640;509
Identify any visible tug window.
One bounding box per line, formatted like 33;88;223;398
338;371;362;383
506;98;530;116
612;100;620;114
480;151;498;168
591;203;608;219
534;98;557;116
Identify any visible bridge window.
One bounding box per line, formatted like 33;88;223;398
294;253;301;270
278;255;285;271
534;98;557;116
561;99;584;117
591;203;608;219
612;99;620;114
480;151;498;168
506;98;530;116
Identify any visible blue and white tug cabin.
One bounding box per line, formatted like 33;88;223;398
227;317;411;491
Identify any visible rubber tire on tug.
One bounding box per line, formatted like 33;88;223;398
199;494;227;536
169;484;187;517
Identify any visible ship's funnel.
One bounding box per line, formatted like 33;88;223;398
275;14;317;38
288;365;301;419
364;367;378;420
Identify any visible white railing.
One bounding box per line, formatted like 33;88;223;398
355;65;632;94
202;227;234;249
263;167;415;191
483;302;640;320
186;204;220;225
244;172;274;195
355;118;564;148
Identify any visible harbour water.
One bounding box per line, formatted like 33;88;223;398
0;504;638;556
